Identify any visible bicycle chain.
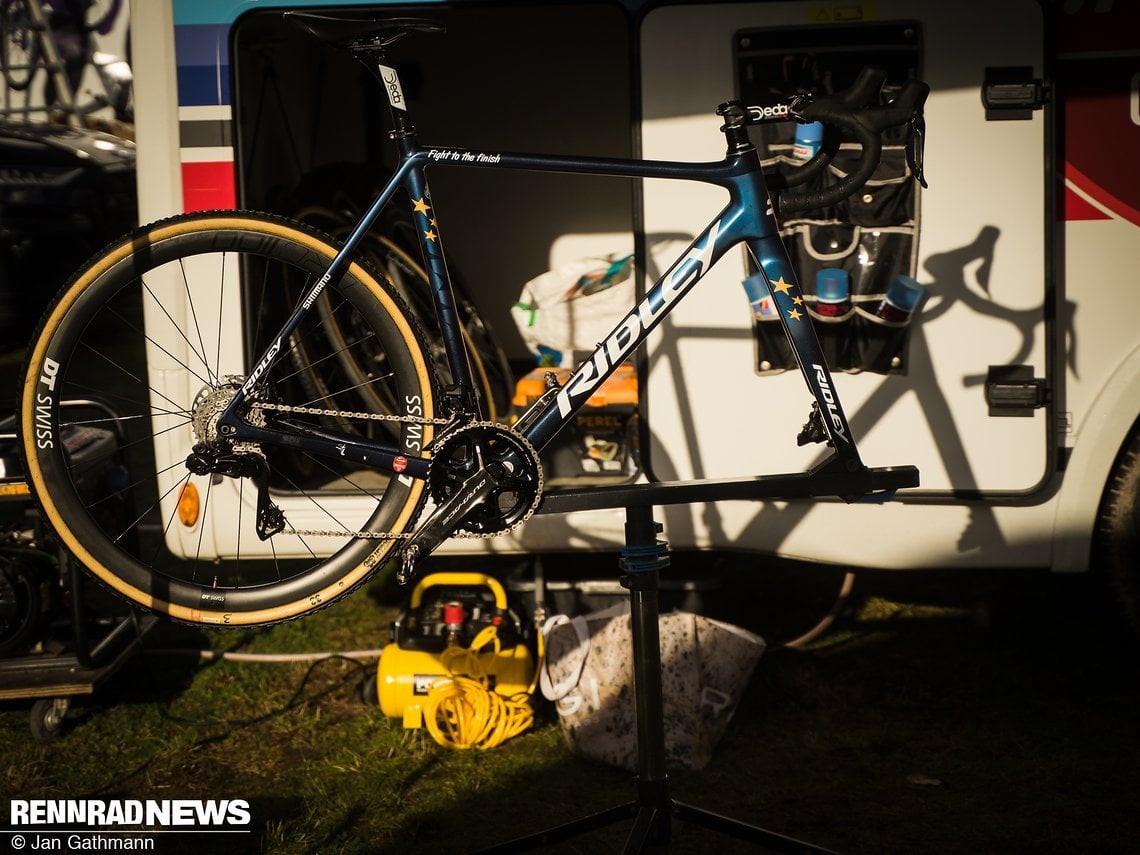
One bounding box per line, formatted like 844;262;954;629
253;400;452;427
242;403;542;541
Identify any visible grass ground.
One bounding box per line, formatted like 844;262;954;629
2;553;1139;854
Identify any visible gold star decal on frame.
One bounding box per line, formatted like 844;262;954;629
787;308;803;321
413;197;431;216
424;230;437;242
771;277;794;295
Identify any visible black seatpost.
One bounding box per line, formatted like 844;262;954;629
281;12;437;140
362;54;418;140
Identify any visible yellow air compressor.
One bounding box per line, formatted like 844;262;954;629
376;572;537;746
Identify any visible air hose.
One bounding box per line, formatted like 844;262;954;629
423;623;544;750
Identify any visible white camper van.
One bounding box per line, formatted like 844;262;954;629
127;1;1139;618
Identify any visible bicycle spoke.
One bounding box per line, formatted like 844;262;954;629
57;379;188;424
135;481;189;558
214;253;226;382
192;472;213;578
22;212;434;625
298;370;396;410
140;274;215;386
171;259;217;387
288;446;390;503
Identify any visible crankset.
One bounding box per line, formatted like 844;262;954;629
396;422;543;585
429;422;543;535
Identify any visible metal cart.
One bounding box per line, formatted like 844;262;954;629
0;402;156;739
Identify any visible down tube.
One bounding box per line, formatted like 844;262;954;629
746;235;863;468
520;210;742;453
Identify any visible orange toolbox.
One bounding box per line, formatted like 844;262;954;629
511;362;639;486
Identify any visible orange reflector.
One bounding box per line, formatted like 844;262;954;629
178;482;200;527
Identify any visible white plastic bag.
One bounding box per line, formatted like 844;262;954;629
511;252;635;366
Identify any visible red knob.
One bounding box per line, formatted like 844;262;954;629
443;601;465;626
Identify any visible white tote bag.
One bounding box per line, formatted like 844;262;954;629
540;602;766;771
511;252;635;366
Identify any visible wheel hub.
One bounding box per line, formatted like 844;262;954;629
191;376;246;445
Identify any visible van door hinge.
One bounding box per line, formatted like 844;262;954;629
985;365;1049;416
982;66;1047;120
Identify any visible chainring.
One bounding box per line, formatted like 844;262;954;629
429;422;543;536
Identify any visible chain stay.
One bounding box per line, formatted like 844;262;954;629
245;404;540;541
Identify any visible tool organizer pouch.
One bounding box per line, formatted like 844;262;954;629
753;143;920;375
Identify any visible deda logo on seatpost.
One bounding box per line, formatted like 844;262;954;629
379;64;406;110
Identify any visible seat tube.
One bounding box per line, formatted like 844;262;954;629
373;56;480;414
402;158;480;413
367;54;478;414
746;235;863;469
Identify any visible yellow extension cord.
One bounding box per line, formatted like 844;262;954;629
423;624;543;750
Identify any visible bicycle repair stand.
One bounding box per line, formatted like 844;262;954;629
472;457;916;854
474;504;835;854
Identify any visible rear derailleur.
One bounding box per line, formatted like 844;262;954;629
186;375;284;540
184;443;285;540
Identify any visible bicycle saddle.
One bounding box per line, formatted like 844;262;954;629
283;12;444;52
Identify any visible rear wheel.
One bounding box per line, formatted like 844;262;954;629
20;212;438;626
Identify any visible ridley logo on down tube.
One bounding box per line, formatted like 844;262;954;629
556;220;721;417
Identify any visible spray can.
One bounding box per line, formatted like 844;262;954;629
874;274;924;323
814;269;851;317
742;272;778;318
791;121;824;162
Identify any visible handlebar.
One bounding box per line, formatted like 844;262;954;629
718;67;929;215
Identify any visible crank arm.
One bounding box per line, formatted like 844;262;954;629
394;467;500;586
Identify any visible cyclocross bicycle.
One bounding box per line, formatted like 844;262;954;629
18;13;926;627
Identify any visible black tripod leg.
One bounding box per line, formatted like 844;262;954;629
672;801;842;854
469;802;638;854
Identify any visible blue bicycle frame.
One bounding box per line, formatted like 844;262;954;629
216;63;869;492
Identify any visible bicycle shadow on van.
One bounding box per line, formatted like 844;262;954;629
650;225;1073;560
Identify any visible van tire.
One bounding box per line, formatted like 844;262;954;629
1095;428;1140;631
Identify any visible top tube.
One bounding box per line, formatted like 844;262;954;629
397;142;781;245
409;144;753;185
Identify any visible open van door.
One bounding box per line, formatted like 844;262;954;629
639;1;1051;562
